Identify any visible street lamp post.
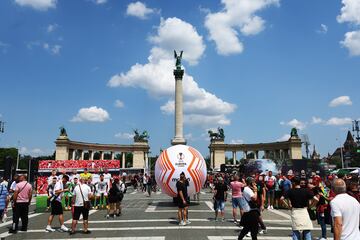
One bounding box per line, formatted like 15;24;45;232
16;140;20;170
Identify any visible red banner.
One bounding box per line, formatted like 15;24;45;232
39;160;120;170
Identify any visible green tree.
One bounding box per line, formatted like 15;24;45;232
0;148;18;169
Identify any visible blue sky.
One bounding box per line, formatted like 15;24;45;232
0;0;359;158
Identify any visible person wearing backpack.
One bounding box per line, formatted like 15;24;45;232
265;171;276;209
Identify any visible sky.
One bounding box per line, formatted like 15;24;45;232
0;0;359;159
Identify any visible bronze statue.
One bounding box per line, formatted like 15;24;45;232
290;127;298;137
208;127;225;140
133;129;149;141
59;126;67;137
174;50;183;70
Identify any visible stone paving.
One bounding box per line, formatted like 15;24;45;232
0;188;332;240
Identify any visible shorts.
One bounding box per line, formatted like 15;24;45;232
275;190;282;199
96;192;108;197
177;197;189;209
232;197;246;209
73;206;89;221
215;200;225;211
51;200;63;216
266;189;275;198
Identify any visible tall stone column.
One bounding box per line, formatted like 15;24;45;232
144;152;149;174
122;152;126;168
111;152;114;160
232;151;237;165
90;150;94;160
72;150;76;160
80;150;85;160
100;151;105;160
171;68;186;145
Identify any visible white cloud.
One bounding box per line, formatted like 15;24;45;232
114;100;125;108
340;30;360;56
43;43;61;55
19;147;47;157
317;24;328;34
0;41;9;53
204;0;279;55
184;114;231;126
14;0;57;11
311;116;324;124
94;0;107;4
114;132;134;139
126;1;157;19
329;96;352;107
337;0;360;56
148;18;205;65
108;17;235;127
230;139;244;144
47;23;58;33
71;106;110;122
281;119;306;130
325;117;352;126
184;133;194;141
276;134;290;142
337;0;360;25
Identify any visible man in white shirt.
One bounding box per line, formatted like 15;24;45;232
45;175;70;232
103;169;112;189
331;178;360;240
47;170;58;185
238;177;259;240
70;177;93;235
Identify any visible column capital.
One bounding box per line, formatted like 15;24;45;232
173;69;184;79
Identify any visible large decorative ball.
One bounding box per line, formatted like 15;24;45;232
155;145;207;197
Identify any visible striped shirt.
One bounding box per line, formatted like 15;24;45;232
0;185;8;210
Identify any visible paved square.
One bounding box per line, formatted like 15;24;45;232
0;189;332;240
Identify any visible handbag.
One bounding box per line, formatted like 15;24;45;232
79;184;91;210
307;207;317;220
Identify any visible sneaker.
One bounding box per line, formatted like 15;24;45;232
8;229;17;234
83;230;91;234
45;225;56;232
215;218;218;222
179;221;185;226
267;206;271;210
318;238;327;240
270;205;274;210
106;214;110;219
221;218;225;222
245;233;251;238
185;220;191;225
259;229;267;234
60;225;69;232
233;219;238;224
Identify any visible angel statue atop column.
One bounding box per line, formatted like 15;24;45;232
174;50;183;70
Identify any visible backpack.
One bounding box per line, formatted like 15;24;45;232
266;177;275;189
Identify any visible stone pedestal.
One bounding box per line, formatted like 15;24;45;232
171;69;186;146
133;141;148;168
210;139;225;169
55;136;70;160
289;136;302;159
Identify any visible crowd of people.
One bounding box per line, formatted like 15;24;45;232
1;167;360;240
190;169;360;240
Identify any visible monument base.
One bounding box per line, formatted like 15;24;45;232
171;137;187;146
